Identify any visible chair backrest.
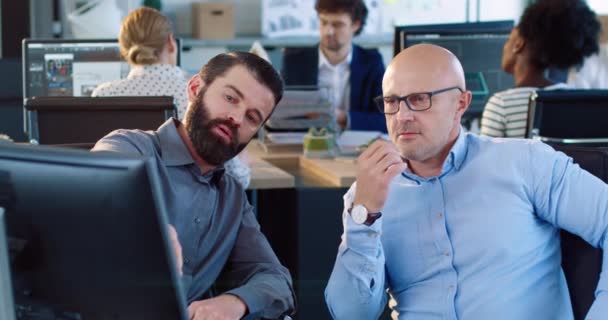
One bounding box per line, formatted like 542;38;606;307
24;96;176;147
526;89;608;144
551;144;606;320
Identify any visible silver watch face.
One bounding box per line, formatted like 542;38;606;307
351;204;368;224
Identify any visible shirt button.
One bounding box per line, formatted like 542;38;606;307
448;285;455;291
438;212;443;219
443;251;450;256
367;231;377;238
194;217;201;224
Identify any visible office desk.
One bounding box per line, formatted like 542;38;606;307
246;142;357;188
248;157;295;190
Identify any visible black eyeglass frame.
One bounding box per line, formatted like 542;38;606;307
374;86;464;114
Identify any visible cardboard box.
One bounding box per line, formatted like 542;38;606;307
192;3;235;39
599;15;608;44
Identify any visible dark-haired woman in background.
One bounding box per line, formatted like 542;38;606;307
480;0;601;138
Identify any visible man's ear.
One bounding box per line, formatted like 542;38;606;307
187;75;203;102
352;20;362;35
455;90;472;120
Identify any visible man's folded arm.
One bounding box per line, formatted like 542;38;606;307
325;210;387;320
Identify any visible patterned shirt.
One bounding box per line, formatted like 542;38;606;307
480;83;568;138
92;64;189;119
92;64;251;188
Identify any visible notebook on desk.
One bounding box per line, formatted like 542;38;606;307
336;130;385;156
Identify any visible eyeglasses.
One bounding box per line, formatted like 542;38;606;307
374;86;464;114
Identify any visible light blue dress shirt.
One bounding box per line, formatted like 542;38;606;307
325;130;608;320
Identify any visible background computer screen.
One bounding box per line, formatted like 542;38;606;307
22;38;181;98
0;143;187;319
394;21;515;116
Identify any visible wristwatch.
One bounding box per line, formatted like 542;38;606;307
349;204;382;226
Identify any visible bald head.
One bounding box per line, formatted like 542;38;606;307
384;44;466;95
381;43;471;171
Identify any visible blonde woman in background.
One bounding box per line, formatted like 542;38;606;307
93;7;251;188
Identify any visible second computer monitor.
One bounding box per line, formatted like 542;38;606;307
394;21;515;116
22;38;182;98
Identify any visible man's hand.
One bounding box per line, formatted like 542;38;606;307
353;139;407;213
168;225;183;276
188;294;247;320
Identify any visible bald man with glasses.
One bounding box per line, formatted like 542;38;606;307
325;43;608;320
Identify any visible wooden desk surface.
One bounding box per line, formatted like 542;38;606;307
248;157;295;190
247;141;357;188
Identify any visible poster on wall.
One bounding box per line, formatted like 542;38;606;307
261;0;382;37
380;0;467;32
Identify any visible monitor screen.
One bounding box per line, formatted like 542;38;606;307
22;38;182;98
394;21;515;116
0;143;187;319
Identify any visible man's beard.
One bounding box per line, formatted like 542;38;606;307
184;88;248;166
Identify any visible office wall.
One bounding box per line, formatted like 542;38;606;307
117;0;262;37
116;0;527;38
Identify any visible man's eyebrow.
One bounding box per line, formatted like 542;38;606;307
225;84;245;100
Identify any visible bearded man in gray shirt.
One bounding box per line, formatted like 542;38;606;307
92;52;295;320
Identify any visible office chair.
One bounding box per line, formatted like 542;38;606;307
526;89;608;145
24;96;176;148
550;144;607;320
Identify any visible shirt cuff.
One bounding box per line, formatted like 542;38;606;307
343;209;383;258
224;287;264;316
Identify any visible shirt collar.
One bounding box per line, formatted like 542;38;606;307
444;126;468;172
156;118;195;166
401;127;468;181
156;118;226;181
318;46;353;68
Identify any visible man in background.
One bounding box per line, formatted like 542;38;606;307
281;0;386;132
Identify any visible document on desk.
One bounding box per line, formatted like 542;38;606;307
337;130;386;155
266;132;307;145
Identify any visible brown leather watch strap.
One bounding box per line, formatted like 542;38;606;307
364;212;382;226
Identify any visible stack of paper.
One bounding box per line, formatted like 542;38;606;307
266;89;335;131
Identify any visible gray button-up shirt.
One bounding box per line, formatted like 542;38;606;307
92;119;295;318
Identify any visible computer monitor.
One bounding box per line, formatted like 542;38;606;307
0;208;16;320
394;21;515;116
0;143;188;319
22;38;182;98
